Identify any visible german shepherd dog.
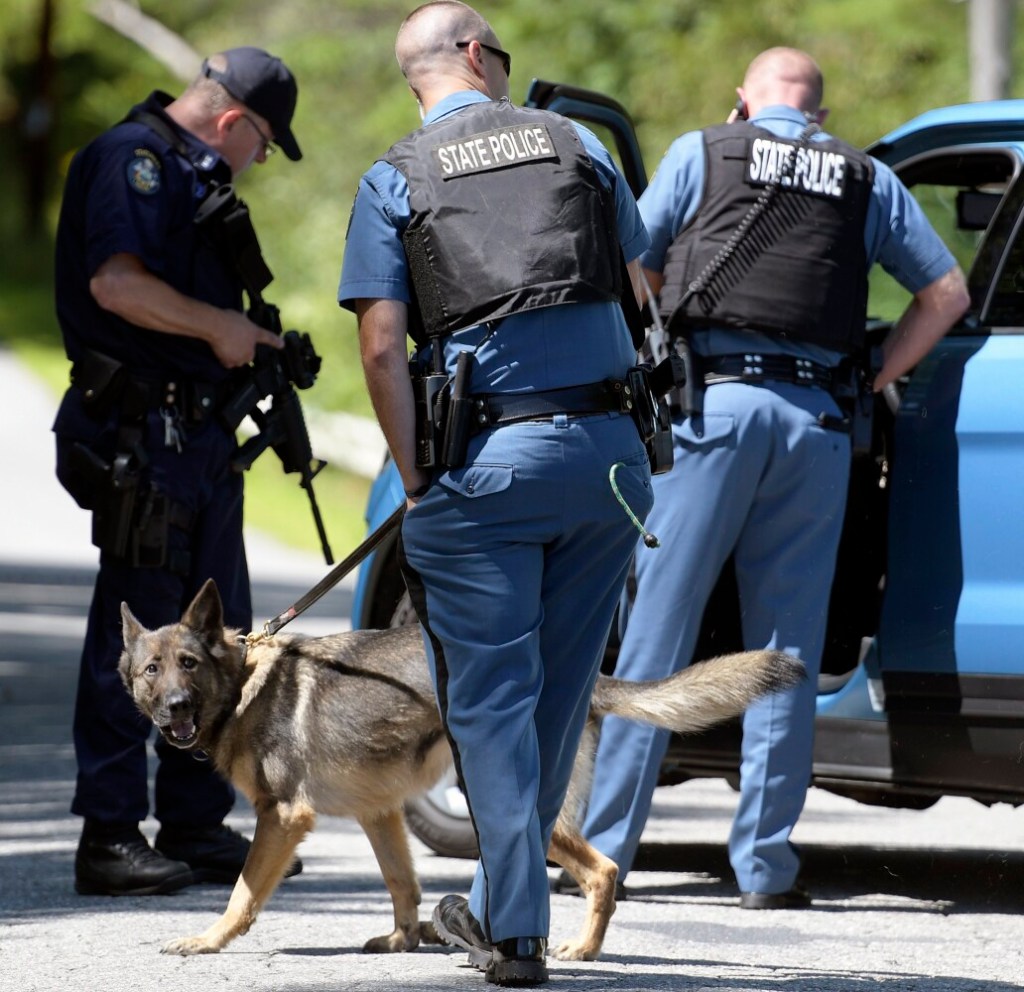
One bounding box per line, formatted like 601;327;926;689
119;578;802;961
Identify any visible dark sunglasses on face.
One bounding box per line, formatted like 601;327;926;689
455;40;511;77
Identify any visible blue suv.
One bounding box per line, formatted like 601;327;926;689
351;81;1024;857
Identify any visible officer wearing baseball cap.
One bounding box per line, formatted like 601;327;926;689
54;46;303;896
201;46;302;161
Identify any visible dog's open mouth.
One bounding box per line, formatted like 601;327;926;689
160;717;199;748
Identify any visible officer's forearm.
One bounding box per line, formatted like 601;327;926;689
90;252;279;367
91;253;227;339
355;298;424;494
874;265;970;391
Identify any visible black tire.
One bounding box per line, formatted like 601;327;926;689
405;767;479;860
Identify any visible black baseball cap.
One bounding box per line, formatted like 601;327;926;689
202;47;301;161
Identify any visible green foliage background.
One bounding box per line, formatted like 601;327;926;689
0;0;1013;550
0;0;999;411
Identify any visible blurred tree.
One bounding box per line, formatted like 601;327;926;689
0;0;1019;416
88;0;199;79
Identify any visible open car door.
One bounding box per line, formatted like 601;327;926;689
524;79;648;198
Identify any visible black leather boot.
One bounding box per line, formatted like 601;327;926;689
75;821;194;896
155;823;302;884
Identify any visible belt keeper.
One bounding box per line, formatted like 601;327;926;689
817;412;851;433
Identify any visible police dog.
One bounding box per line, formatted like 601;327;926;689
119;578;802;961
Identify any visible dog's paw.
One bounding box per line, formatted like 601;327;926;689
362;929;420;954
553;939;599;962
161;936;219;956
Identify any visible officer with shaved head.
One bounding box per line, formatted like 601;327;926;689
339;2;651;984
564;46;970;910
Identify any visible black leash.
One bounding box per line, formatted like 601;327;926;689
255;504;405;640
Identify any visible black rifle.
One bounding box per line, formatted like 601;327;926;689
194;183;333;564
222;289;333;564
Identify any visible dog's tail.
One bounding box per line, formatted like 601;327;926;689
589;649;805;736
557;650;804;836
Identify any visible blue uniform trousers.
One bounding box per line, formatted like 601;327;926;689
400;412;652;942
582;381;851;894
67;408;251;828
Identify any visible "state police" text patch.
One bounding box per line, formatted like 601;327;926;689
432;123;559;179
747;138;846;198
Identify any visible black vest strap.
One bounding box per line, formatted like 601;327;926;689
126;108;190;156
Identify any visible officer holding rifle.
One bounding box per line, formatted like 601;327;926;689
53;47;310;896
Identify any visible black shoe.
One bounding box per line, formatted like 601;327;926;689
487;937;548;987
155;823;303;884
75;823;194;896
551;868;626;902
739;885;812;910
432;894;492;970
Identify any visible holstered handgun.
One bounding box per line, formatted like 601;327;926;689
412;365;449;470
624;362;679;476
673;335;704;421
835;345;882;458
93;449;143;559
440;350;474;469
70;434;167;565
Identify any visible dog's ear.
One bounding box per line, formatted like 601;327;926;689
119;603;146;690
120;602;146;650
182;578;225;642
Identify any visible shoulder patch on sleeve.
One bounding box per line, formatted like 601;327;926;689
126;148;162;195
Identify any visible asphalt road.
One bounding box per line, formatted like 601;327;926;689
2;351;1024;991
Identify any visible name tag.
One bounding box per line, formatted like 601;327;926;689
748;137;847;199
433;123;558;179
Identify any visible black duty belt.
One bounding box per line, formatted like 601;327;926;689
702;353;836;391
125;376;232;424
469;379;628;434
72;350;233;425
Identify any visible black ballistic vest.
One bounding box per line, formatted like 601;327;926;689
661;120;875;353
383;98;622;341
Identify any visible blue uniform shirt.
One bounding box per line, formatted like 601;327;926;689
639;104;958;364
54;91;240;383
339;90;650;390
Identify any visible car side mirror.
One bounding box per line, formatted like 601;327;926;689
956;189;1002;230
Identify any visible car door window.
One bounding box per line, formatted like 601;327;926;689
868;148;1022;324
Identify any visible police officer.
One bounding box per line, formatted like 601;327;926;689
53;47;303;896
339;2;652;984
565;47;970;910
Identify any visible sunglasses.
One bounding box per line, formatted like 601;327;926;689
455;40;511;77
241;113;276;157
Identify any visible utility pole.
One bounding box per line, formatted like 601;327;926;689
969;0;1015;100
